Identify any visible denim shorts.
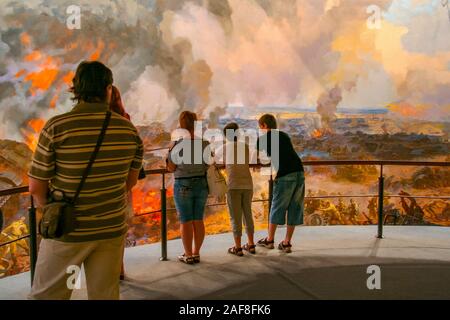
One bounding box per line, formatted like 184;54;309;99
270;171;305;226
174;177;208;223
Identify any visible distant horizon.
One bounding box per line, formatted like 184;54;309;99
227;105;389;114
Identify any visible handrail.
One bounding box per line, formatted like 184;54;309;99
0;234;30;247
301;160;449;166
1;160;448;196
144;160;450;175
0;186;29;197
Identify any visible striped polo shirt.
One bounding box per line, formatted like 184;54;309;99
28;102;144;242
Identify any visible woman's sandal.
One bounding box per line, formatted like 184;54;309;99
193;255;200;263
228;246;244;257
243;243;256;254
178;254;195;264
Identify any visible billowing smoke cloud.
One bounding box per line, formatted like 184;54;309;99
0;0;449;145
122;66;180;125
317;86;342;129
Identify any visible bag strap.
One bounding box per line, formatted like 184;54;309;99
166;138;183;167
71;111;111;205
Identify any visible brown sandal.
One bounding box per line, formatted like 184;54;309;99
243;243;256;254
178;254;195;264
278;241;292;253
228;246;244;257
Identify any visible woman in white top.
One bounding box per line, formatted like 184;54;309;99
167;111;211;264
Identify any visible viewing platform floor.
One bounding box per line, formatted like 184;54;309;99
1;226;449;300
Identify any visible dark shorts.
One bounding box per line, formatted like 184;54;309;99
174;177;208;223
270;171;305;226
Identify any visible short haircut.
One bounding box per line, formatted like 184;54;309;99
223;122;239;141
258;114;277;129
71;61;113;103
179;111;198;132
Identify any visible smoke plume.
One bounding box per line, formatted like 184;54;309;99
317;86;342;129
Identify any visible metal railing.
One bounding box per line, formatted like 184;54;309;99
0;160;449;285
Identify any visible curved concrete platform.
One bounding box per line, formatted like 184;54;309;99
1;226;450;300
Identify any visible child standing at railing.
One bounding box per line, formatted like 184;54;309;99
215;123;256;256
256;114;305;253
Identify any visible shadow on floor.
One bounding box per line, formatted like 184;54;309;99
119;254;450;300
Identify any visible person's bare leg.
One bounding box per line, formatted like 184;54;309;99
284;225;295;244
181;222;194;256
234;236;242;248
192;220;205;256
247;233;254;246
267;223;278;242
242;190;255;246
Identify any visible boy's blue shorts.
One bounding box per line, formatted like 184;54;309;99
270;171;305;226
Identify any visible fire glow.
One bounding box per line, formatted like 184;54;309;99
22;119;45;152
15;43;98;99
14;30;106;146
132;186;174;217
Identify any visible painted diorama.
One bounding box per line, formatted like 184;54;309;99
0;0;449;278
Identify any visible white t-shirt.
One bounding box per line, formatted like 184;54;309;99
215;141;255;190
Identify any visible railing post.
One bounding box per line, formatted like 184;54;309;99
160;173;168;261
377;165;384;239
268;172;274;229
28;195;38;286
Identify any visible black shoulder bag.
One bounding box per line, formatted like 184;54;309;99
39;111;111;239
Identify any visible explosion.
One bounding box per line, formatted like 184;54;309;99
311;129;324;139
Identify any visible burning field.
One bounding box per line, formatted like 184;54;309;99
1;121;449;278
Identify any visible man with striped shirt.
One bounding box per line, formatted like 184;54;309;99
28;61;143;300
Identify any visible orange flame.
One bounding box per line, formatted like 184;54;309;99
21;52;60;96
132;186;174;215
89;40;105;61
132;189;160;214
25;68;59;96
22;119;45;151
311;129;324;138
62;71;75;86
24;51;42;62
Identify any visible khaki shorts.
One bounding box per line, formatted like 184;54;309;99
29;235;125;300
